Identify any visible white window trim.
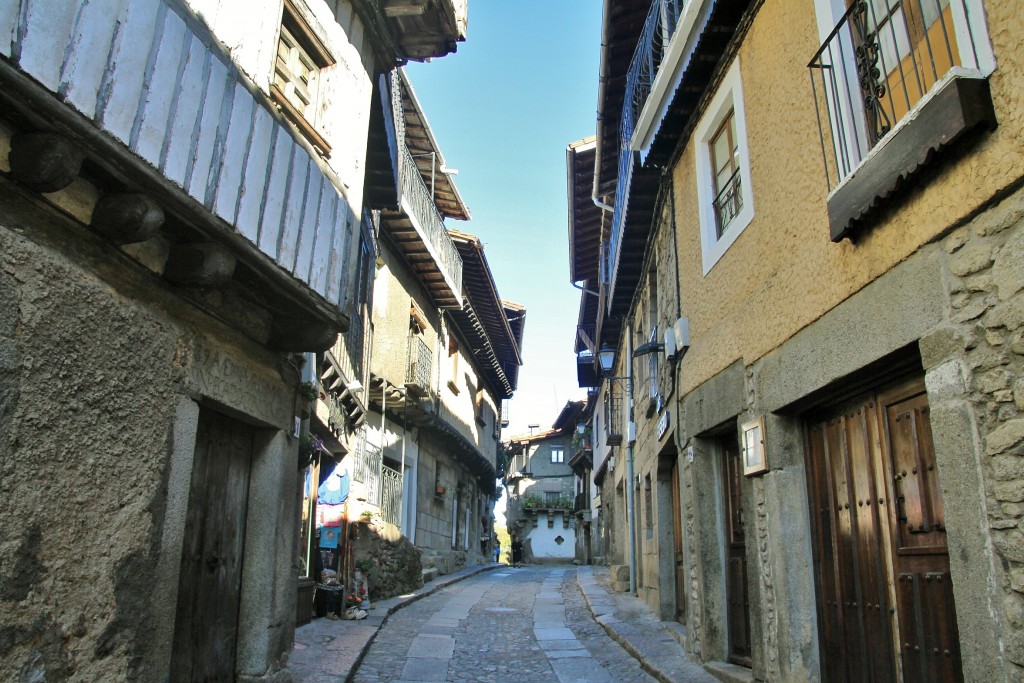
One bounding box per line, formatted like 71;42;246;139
694;58;754;275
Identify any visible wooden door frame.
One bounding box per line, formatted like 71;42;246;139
721;431;752;668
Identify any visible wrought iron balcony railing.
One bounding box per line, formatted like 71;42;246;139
399;142;464;297
406;334;432;393
808;0;979;189
610;0;687;285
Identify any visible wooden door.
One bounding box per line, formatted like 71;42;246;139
805;377;963;682
171;409;255;683
671;459;686;622
807;396;895;682
723;436;752;666
881;383;963;682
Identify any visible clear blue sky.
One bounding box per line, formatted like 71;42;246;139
406;2;603;438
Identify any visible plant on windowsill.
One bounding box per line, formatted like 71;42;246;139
520;495;543;511
297;380;319;419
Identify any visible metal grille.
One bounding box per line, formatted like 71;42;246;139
713;169;743;237
406;335;432;389
604;388;623;444
379;465;404;528
808;0;978;188
353;432;382;506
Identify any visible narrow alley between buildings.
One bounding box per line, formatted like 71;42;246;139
288;565;716;683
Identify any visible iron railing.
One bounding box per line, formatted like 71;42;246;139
399;143;463;295
379;464;404;527
610;0;687;288
353;432;382;506
713;169;743;237
808;0;978;189
406;334;432;391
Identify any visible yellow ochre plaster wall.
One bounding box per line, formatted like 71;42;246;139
674;0;1024;396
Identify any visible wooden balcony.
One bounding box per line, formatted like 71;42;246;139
380;143;463;309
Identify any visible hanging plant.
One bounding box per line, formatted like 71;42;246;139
298;381;320;401
297;432;323;469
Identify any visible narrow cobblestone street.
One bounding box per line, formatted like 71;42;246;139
352;566;660;683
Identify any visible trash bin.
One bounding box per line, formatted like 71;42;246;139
314;584;344;617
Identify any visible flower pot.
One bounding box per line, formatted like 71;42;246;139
435;485;446;496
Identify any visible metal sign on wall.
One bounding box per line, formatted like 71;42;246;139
657;410;670;440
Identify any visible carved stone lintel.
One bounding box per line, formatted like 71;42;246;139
163;241;236;288
91;192;165;245
9;132;85;192
268;319;339;352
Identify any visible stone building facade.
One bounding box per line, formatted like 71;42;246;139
504;401;585;563
571;0;1024;680
0;0;467;679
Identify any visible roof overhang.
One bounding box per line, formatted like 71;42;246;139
399;69;471;221
567;137;605;283
449;230;524;396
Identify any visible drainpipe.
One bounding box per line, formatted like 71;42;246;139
592;0;615;214
625;324;638;596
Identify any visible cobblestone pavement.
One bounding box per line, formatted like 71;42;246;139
352;565;659;683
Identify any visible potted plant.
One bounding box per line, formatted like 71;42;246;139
521;495;542;510
435;484;447;497
297;380;318;419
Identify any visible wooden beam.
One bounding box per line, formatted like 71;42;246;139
383;0;426;16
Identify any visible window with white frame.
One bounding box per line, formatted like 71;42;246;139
695;58;754;275
551;447;564;464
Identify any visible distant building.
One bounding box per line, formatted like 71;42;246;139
504;401;587;563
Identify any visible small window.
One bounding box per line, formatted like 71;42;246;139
475;386;486;425
447;334;460;393
271;0;334;156
710;111;742;237
551;448;564;464
695;58;754;275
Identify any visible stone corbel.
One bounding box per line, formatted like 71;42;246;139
163;241;236;287
8;132;84;192
268;319;339;353
91;192;165;245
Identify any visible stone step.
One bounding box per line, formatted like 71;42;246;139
422;566;439;583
